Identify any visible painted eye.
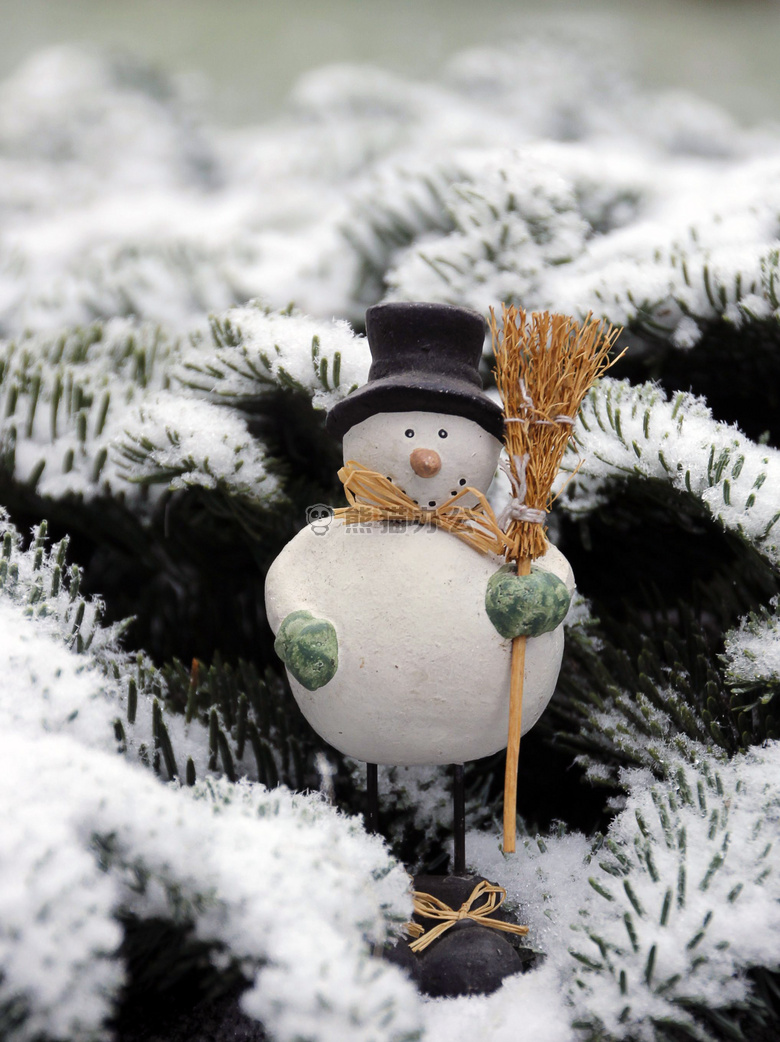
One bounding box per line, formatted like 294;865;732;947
438;429;448;439
405;429;415;438
459;478;467;486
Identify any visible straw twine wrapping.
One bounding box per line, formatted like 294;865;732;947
335;460;509;557
405;880;528;953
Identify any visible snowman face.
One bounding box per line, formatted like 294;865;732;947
342;411;502;508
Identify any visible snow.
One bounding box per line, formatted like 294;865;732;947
1;731;418;1042
0;599;119;745
115;389;281;497
723;596;780;694
670;315;701;349
420;962;574;1042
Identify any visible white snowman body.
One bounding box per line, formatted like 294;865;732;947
264;410;574;766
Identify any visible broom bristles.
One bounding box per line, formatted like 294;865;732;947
490;306;623;561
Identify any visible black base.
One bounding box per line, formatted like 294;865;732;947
385;874;534;998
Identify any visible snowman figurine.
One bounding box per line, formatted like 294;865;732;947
266;300;573;768
265;301;574;993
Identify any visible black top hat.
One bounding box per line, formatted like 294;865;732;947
326;301;504;440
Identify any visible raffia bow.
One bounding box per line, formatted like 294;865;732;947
335;460;509;557
405;880;529;953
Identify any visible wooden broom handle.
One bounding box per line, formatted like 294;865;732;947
503;555;531;853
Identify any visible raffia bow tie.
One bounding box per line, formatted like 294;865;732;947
335;460;509;557
405;880;529;952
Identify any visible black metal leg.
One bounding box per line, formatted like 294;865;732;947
453;763;466;875
366;762;379;834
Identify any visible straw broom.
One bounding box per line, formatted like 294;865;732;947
490;306;623;853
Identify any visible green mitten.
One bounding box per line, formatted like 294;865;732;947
485;565;571;640
275;610;338;691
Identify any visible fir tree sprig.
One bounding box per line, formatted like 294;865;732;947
568;746;780;1042
0;320;176;499
179;301;368;411
561;378;780;568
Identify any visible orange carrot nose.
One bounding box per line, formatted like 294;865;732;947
410;448;442;477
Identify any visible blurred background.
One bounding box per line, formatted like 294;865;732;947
2;0;779;125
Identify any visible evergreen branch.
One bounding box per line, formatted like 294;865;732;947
179;302;368;413
561;379;780;569
0;320;176;500
567;746;780;1041
553;603;744;791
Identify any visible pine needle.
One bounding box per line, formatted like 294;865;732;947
490;305;624;562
